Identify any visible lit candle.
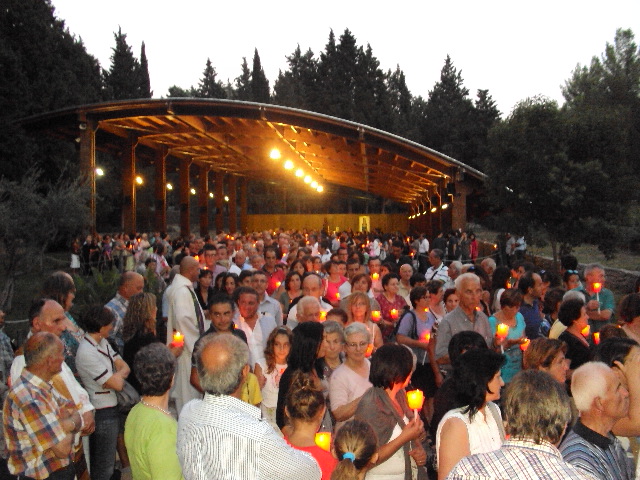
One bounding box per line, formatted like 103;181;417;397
390;309;399;320
172;331;184;347
335;292;340;300
593;332;601;345
315;432;331;452
372;272;380;281
506;282;512;289
581;325;590;337
365;343;374;358
319;311;327;321
406;389;425;418
275;281;281;288
422;332;431;343
371;310;381;322
592;282;602;312
520;339;530;351
496;323;509;338
194;255;199;262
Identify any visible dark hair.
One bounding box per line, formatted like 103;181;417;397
369;344;413;389
618;293;640;324
238;270;253;284
558;298;585;327
448;331;488;365
134;343;176;396
592;337;639;367
284;270;302;291
499;288;523;309
198;268;213;279
264;326;293;373
523;337;567;370
81;305;116;334
563;270;580;284
409;273;426;287
518;271;536;295
409;286;428;309
350;273;372;290
287;322;324;374
207;293;235;312
541;271;562;289
430;249;444;260
453;349;505;418
543;288;566;315
326;308;348;325
425;279;443;295
285;371;325;422
443;288;458;305
41;272;75;307
381;272;400;289
234;286;259;304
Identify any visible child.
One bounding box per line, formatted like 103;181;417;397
285;372;337;480
255;326;292;429
331;420;379;480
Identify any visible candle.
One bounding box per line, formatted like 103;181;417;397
520;339;530;351
365;343;374;358
592;282;602;293
275;281;281;288
319;311;327;321
496;323;509;338
422;332;431;343
372;273;379;281
172;331;184;347
581;325;590;337
335;292;340;300
593;332;601;345
390;309;398;320
194;255;199;262
406;389;425;418
371;310;381;322
315;432;331;452
506;282;512;289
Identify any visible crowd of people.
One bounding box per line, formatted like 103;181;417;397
3;227;640;480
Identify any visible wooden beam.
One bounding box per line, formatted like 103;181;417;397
179;158;191;237
215;171;224;233
228;175;237;233
78;114;96;233
199;165;210;236
154;147;168;232
122;135;137;234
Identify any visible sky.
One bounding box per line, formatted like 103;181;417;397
52;0;640;117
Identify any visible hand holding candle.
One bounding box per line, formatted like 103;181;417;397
406;389;425;418
581;325;590;337
496;323;509;339
315;432;331;452
593;332;601;345
172;331;184;347
371;310;381;322
390;309;399;320
592;282;602;313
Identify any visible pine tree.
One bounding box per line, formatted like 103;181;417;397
138;41;152;97
196;58;226;99
251;49;270;103
273;46;318;109
104;27;142;100
234;57;252;101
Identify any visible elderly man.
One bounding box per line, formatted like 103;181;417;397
166;256;208;415
397;263;414;300
448;370;592;479
4;333;82;480
481;258;496;280
287;296;322;330
434;273;493;373
105;271;144;353
178;334;320;480
444;261;462;290
560;362;633;479
576;264;615;333
287;273;332;320
252;270;283;326
426;249;449;283
228;249;247;275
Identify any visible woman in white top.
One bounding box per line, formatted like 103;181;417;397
76;305;131;480
329;323;373;429
436;349;506;480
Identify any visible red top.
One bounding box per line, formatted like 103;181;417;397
286;440;337;480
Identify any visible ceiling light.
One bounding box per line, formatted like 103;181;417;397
303;175;312;184
310;181;318;189
95;168;104;176
284;160;294;170
135;176;143;185
269;149;281;160
190;188;196;195
316;186;323;193
209;192;214;198
166;183;173;190
295;169;304;178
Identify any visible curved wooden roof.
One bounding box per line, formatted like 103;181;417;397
20;98;485;205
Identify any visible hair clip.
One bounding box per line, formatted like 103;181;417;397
342;452;355;462
567;270;578;274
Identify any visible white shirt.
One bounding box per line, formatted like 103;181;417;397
76;336;120;409
258;296;283;326
419;238;430;254
236;314;277;368
338;281;352;299
178;394;320;480
287;298;332;322
426;263;450;283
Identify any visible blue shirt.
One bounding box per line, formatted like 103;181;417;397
519;299;543;340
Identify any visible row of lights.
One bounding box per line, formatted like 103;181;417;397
96;168;228;201
270;149;324;193
408;200;450;219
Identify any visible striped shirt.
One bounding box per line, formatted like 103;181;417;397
560;420;633;480
3;371;72;479
447;438;595;479
177;394;321;480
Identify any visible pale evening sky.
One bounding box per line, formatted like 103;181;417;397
52;0;640;117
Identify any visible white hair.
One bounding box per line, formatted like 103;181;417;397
455;272;480;292
297;296;320;316
571;362;610;412
344;322;371;343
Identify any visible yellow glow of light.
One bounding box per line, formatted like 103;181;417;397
284;160;294;170
190;188;196;195
269;149;281;160
441;203;449;210
135;176;143;185
430;206;437;213
295;169;304;178
303;175;312;184
166;183;173;190
209;192;214;198
310;181;318;189
316;186;323;193
95;168;104;176
224;195;229;202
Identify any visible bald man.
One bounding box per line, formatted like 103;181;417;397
105;271;144;353
166;256;208;415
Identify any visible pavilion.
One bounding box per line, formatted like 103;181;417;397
20;98;486;236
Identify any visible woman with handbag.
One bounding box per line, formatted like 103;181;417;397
77;305;131;480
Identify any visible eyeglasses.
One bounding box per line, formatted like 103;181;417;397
347;342;369;350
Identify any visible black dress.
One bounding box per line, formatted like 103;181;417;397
559;330;591;371
123;331;158;393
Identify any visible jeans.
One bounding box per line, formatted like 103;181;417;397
89;407;119;480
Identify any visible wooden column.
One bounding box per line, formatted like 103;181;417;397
78;115;96;233
122;135;137;234
239;177;247;233
215;171;224;233
228;175;237;233
199;165;210;237
154;148;168;233
179;159;191;238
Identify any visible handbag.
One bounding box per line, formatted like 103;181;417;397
115;380;140;413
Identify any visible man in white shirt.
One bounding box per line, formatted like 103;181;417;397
177;334;320;480
252;271;283;326
338;258;364;299
425;249;449;283
417;233;430;273
235;287;277;370
287;274;332;321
